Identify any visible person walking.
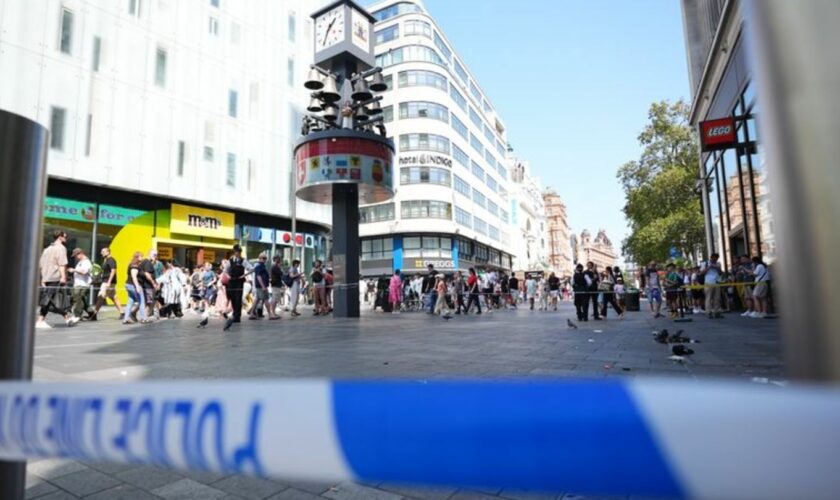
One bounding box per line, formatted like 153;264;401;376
288;259;303;317
249;252;271;320
423;263;437;314
613;266;626;310
160;261;186;318
646;261;664;318
601;266;624;319
508;272;520;309
123;251;150;324
584;262;602;320
92;246;123;319
526;275;537;310
572;264;588;321
139;250;159;320
311;260;327;316
388;269;403;314
702;253;723;319
434;274;452;317
465;268;482;314
69;248;95;322
547;272;560;311
750;256;771;318
267;255;284;320
224;245;247;329
36;230;77;328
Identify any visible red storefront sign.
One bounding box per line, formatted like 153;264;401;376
700;117;737;151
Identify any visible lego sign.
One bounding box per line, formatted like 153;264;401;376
700;117;737;151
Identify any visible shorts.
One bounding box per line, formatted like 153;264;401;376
142;287;156;305
665;289;680;302
550;290;559;298
649;288;662;303
98;285;116;299
204;287;216;301
255;288;269;301
753;282;769;299
269;286;284;300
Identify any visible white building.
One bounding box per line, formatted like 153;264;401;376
359;0;516;277
0;0;329;272
508;158;549;272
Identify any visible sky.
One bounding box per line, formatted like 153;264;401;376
402;0;692;260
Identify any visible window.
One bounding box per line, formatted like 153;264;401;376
474;216;487;235
226;153;236;187
398;70;447;91
401;200;452;220
228;89;238;117
475;243;488;262
472;188;486;209
469;107;482;128
361;238;394;260
453;59;468;84
471;161;485;181
404;19;431;38
451;114;468;139
92;36;102;71
288;12;296;42
209;17;219;36
497;160;507;179
434;31;452;61
500;209;509;223
488;225;500;241
496;139;506;156
49;106;66;150
287;57;294;87
372;2;423;21
84;114;92;156
203;146;214;162
382;105;394;123
399;133;450;154
483;99;492;114
455;207;472;228
154;47;167;87
485;149;496;166
399;101;448;122
177;140;186;176
400;166;451;186
470;133;483;155
59;8;73;54
360;203;396;223
484;124;495;143
128;0;142;17
375;24;399;44
452;144;469;167
403;236;451;258
383;74;394;91
375;45;445;68
485;175;497;193
454;174;470;196
449;86;467;111
487;200;499;218
469;80;482;103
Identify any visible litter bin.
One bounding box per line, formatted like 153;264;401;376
624;289;640;312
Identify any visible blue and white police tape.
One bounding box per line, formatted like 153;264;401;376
1;378;839;499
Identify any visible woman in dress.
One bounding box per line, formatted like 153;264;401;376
389;269;403;314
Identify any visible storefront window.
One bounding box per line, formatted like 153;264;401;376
707;170;726;265
745;99;775;262
362;238;393;261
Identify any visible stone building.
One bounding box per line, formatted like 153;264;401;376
543;189;573;277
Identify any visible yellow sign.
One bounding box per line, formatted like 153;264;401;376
203;249;217;263
170;204;235;239
157;246;173;260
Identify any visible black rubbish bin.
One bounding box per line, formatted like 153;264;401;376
624;290;641;312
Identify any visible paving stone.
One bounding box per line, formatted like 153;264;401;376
152;478;229;500
33;492;80;500
49;468;121;497
27;459;88;480
177;469;229;484
499;488;564;500
85;484;161;500
25;472;59;499
278;480;336;495
323;482;404;500
84;461;140;475
267;488;324;500
115;465;184;490
449;491;502;500
211;475;287;499
378;482;458;500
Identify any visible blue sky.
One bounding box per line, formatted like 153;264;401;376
397;0;692;259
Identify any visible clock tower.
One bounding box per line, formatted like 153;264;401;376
311;0;375;74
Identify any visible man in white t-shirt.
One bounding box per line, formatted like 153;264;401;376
69;248;95;321
702;253;723;319
751;257;771;318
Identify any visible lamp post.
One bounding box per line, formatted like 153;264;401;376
295;0;394;318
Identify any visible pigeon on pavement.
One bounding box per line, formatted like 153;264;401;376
223;317;234;332
654;329;669;344
196;312;209;328
567;319;579;329
672;344;695;356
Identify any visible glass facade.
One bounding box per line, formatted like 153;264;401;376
398;69;447;91
400;166;451;186
703;81;775;267
399;101;448;122
399;133;450;154
401;200;452;219
360;202;396;223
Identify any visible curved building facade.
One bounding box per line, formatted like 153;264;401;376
360;0;515;277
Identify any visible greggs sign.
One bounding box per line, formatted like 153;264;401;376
170;203;235;239
700;117;737;152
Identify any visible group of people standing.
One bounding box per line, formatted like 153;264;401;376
571;262;626;322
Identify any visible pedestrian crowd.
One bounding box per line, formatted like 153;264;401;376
35;229;333;330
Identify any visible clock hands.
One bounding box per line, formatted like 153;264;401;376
322;17;338;47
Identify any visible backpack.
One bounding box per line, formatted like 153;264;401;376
311;270;323;283
90;263;104;284
281;272;294;287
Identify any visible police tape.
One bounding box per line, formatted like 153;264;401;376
1;378;838;498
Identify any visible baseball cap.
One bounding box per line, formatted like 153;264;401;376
71;248;83;257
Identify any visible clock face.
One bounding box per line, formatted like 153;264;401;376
351;9;370;51
315;5;345;51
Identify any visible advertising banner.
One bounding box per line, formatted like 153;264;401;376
170;203;235;239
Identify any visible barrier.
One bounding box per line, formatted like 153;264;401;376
1;378;839;499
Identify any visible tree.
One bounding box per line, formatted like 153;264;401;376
617;100;705;265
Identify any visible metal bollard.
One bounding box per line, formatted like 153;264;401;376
0;109;50;499
746;1;840;381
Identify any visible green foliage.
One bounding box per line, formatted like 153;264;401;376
618;100;705;265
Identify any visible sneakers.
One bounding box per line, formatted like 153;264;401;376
35;320;52;330
741;310;754;317
755;312;766;318
66;316;80;326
